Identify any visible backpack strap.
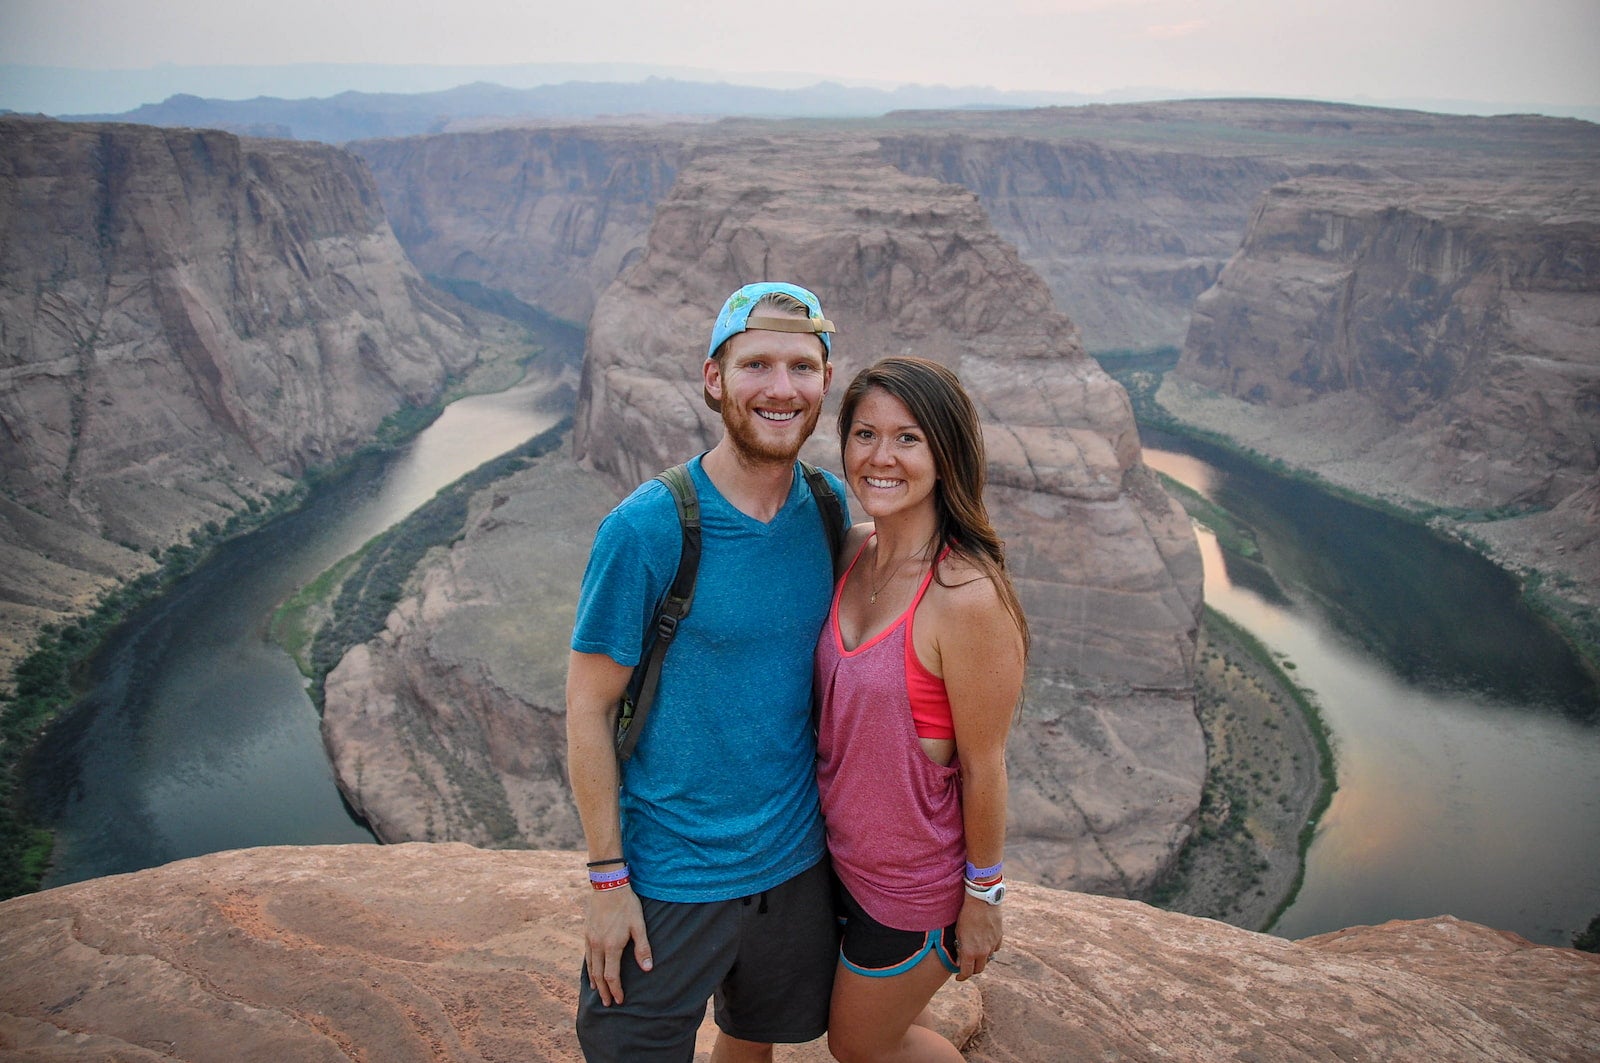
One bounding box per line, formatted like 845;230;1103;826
799;460;845;568
615;463;700;762
614;460;842;762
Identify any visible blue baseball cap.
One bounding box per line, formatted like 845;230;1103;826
706;282;835;361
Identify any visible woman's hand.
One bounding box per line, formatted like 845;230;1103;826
954;894;1003;981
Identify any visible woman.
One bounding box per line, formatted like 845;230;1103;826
815;356;1029;1062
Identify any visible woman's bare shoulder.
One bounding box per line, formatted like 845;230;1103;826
931;550;1006;617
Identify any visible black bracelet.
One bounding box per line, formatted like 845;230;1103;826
585;857;626;868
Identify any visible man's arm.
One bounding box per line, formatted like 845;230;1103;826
566;649;653;1005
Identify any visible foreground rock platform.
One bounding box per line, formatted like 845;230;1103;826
2;844;1594;1061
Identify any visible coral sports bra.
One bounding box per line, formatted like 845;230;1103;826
835;535;955;740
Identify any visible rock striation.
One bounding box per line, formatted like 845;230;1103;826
351;127;686;328
875;100;1600;355
352;102;1600;365
326;134;1207;896
1166;175;1600;601
1;843;1594;1062
875;133;1290;351
0;117;517;669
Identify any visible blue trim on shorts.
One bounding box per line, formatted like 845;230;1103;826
841;928;959;978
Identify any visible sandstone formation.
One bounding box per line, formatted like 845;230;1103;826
351;127;686;328
1166;175;1600;602
349;102;1600;367
0;117;521;670
876;100;1600;353
2;843;1595;1062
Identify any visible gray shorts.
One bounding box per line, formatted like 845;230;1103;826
576;858;836;1061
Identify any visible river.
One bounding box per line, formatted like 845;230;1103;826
1142;429;1600;947
28;383;561;889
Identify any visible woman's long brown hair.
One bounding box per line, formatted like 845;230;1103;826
837;356;1030;660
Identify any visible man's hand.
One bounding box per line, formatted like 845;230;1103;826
585;884;653;1005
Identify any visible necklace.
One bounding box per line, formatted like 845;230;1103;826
867;533;938;604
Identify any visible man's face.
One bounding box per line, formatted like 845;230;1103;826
704;327;832;465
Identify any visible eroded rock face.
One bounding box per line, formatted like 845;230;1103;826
322;449;607;850
0;117;514;668
352;127;685;327
876;134;1290;351
1;843;1593;1062
1168;176;1600;599
572;135;1203;893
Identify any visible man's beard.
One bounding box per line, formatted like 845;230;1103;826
722;400;824;466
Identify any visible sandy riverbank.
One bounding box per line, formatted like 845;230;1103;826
1141;610;1331;933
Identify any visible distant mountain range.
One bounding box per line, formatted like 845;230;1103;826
5;61;1594;143
43;77;1121;143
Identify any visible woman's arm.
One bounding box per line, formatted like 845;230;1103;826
932;567;1025;980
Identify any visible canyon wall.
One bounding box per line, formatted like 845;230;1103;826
2;843;1595;1062
874;134;1289;350
352;103;1600;365
0;117;519;670
351;127;686;327
1165;175;1600;600
326;134;1206;897
874;101;1600;355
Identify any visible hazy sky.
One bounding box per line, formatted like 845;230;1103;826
4;0;1599;110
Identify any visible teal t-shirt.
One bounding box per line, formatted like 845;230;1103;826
571;456;847;902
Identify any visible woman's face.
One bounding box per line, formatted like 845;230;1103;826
843;387;939;522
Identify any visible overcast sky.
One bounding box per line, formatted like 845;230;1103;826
4;0;1599;113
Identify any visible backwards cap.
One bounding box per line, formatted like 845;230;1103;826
706;282;834;361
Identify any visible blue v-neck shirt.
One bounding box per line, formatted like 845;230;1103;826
572;456;847;902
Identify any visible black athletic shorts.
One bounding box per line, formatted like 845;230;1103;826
576;857;837;1061
835;878;959;978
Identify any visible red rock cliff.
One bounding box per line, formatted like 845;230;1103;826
2;843;1594;1062
352;126;685;327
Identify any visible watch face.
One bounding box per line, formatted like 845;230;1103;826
991;882;1007;904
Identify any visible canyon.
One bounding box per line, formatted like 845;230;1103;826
347;103;1598;622
1163;174;1600;606
0;117;526;673
2;98;1596;1038
322;100;1599;899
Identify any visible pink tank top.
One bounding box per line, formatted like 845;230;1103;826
815;539;965;932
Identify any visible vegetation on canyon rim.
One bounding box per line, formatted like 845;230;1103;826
0;489;307;898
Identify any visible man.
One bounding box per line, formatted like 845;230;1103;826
566;282;848;1061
